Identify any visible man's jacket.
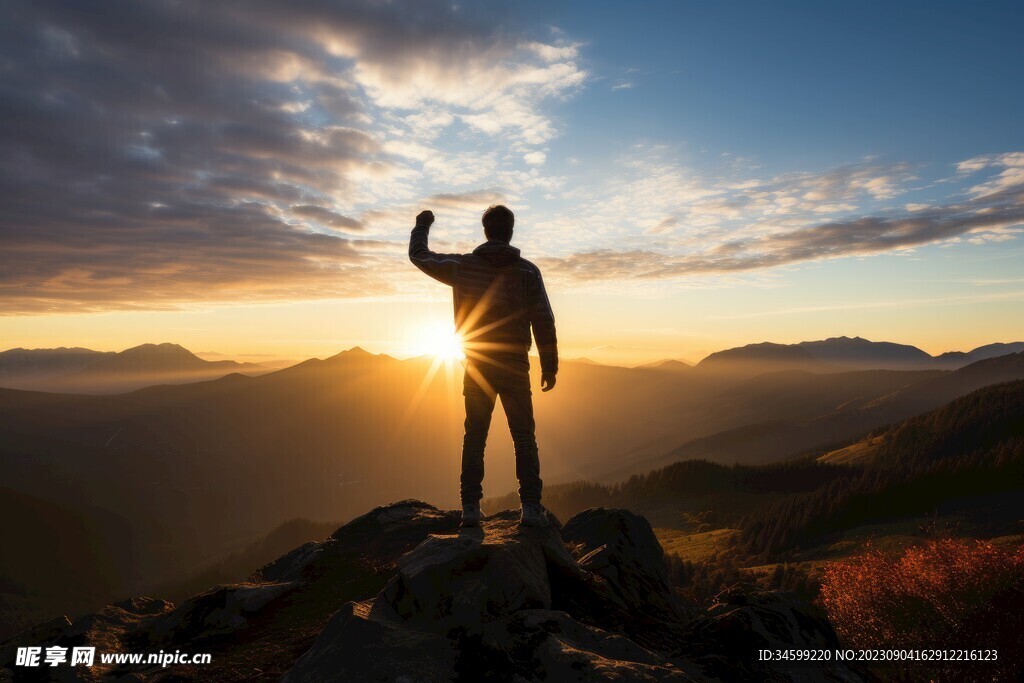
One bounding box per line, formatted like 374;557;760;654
409;222;558;375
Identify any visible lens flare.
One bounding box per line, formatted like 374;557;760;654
411;323;465;361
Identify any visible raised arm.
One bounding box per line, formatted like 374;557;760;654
408;210;460;286
527;264;558;389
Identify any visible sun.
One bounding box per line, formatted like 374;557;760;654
395;321;467;436
412;323;466;361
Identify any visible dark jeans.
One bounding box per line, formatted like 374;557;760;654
461;354;542;506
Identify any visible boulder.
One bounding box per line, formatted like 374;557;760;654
251;540;323;583
331;499;461;543
371;511;560;634
145;581;296;643
0;597;175;682
477;609;696;682
684;589;870;682
562;508;691;622
0;615;72;668
561;507;693;651
284;601;457;683
286;508;699;682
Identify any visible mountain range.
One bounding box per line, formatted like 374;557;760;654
3;336;1021;395
613;351;1024;477
0;343;272;393
695;336;1024;374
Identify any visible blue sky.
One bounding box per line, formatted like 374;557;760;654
0;0;1021;362
544;1;1024;163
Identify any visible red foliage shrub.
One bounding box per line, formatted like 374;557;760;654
821;539;1024;678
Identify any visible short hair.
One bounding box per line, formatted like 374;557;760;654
482;204;514;243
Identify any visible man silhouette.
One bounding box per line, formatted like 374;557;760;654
409;205;557;528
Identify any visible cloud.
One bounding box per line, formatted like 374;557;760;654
391;108;455;141
0;0;585;313
2;202;389;314
611;80;635;90
524;41;581;63
959;152;1024;199
423;151;499;186
357;188;514;252
645;217;678;235
427;190;508;210
534;148;1024;282
291;205;364;232
541;189;1024;280
523;151;547;166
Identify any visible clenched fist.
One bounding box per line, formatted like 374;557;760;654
416;210;435;227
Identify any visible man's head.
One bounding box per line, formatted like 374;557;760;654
482;204;514;243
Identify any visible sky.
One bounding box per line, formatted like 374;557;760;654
1;0;1022;365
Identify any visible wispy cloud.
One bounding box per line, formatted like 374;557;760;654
535;148;1024;282
291;205;364;232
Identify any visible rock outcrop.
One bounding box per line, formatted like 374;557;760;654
1;501;868;682
286;509;696;682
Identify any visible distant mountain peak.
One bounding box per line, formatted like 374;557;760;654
697;342;817;368
820;335;866;343
121;342;195;356
800;335;921;349
323;346;381;363
637;358;692;370
696;336;946;375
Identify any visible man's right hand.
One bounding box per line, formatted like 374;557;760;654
541;373;556;392
416;210;435;227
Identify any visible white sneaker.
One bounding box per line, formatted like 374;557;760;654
520;502;549;528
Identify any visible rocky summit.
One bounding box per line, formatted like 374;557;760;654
1;501;867;681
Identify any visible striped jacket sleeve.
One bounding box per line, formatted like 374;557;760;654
409;223;461;286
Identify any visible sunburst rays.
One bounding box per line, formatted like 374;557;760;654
395;280;526;436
